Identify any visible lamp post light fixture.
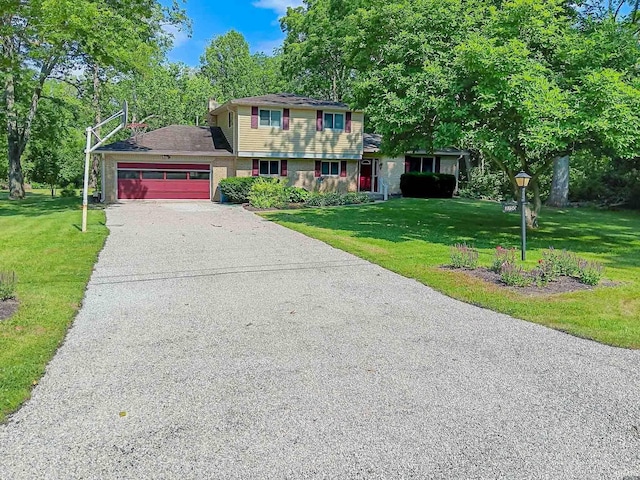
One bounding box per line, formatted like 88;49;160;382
514;171;532;261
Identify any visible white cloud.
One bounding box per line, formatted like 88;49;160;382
162;23;190;49
252;0;303;15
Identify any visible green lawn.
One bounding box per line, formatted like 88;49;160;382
263;198;640;348
0;191;108;422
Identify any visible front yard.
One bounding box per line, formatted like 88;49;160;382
0;192;107;422
263;198;640;348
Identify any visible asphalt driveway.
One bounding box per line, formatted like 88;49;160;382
1;201;639;479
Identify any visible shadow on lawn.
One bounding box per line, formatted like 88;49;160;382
0;191;84;217
266;198;640;270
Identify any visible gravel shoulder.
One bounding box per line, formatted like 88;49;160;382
1;201;639;479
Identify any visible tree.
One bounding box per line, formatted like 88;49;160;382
280;0;359;101
347;0;640;226
200;30;262;101
1;0;186;199
24;81;87;195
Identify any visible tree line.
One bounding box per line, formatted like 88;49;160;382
2;0;639;224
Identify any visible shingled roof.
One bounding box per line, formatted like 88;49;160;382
96;125;233;155
217;93;352;111
363;132;468;155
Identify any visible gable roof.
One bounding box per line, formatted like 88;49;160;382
212;93;355;113
96;125;233;156
363;132;468;156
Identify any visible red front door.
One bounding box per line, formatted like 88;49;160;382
360;163;372;192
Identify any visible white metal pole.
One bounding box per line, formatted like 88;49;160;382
82;127;92;233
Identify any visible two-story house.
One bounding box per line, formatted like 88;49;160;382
97;93;465;202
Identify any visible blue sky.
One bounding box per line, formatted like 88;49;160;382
161;0;303;67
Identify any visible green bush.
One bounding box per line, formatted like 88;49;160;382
0;271;17;301
248;178;289;209
305;191;373;207
449;243;479;269
499;262;531;287
458;167;512;201
60;185;77;198
219;177;259;203
490;246;518;273
286;187;310;203
577;260;604;286
400;172;457;198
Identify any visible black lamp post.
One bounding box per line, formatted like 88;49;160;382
515;171;532;261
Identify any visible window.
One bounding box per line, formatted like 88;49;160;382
323;113;345;131
118;170;139;180
321;161;340;176
189;171;210;180
166;172;188;180
259;160;280;176
259;109;282;128
142;171;164;180
407;156;435;173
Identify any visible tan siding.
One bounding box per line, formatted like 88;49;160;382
237;106;363;158
219;110;234;150
235;158;358;193
102;154;235;203
379;155;460;195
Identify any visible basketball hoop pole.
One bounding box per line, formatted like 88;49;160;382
82;101;127;232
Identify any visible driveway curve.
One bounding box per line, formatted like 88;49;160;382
1;202;639;479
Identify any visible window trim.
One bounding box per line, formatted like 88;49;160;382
258;159;281;176
321;161;341;176
323;112;345;131
258;108;283;129
408;156;436;173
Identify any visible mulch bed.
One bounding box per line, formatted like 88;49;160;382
0;299;19;322
444;266;616;296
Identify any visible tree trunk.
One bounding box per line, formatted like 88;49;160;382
90;63;101;189
525;179;541;229
5;71;25;199
546;155;570;207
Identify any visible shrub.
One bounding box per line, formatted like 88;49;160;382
458;166;512;201
449;243;479;269
500;262;531;287
247;178;289;209
305;192;373;207
400;172;457;198
536;247;579;283
219;177;259;203
286;187;310;203
490;246;518;273
577;260;604;286
60;185;77;198
0;271;17;301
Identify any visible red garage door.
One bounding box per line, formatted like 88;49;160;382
117;163;211;200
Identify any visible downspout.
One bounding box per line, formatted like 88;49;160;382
101;153;106;202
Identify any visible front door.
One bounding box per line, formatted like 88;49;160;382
360;163;372;192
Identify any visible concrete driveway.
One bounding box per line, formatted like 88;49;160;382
1;202;639;479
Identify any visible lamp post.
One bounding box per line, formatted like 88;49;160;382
514;171;532;261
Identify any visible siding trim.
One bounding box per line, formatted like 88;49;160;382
237;151;362;160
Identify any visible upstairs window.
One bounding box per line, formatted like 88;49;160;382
323;112;344;131
259;109;282;128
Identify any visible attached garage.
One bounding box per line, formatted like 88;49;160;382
117;162;211;200
96;125;234;203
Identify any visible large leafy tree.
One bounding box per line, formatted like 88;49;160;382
1;0;186;199
347;0;640;226
280;0;361;102
200;30;285;101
